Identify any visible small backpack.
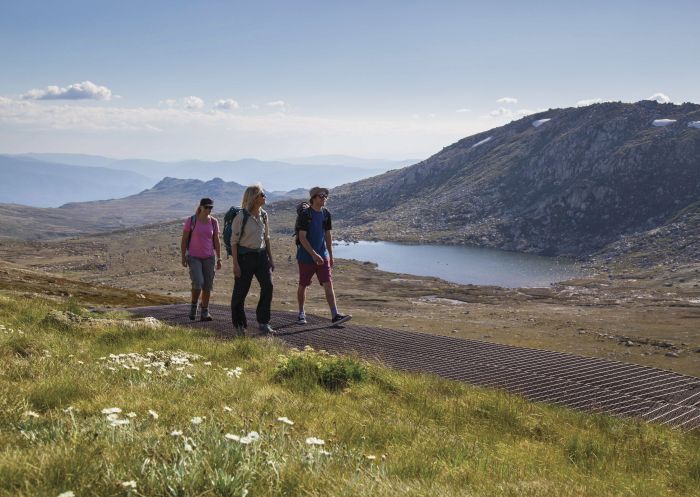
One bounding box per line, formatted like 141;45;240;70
294;202;329;246
223;207;268;257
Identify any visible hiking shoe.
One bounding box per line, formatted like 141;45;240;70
200;308;213;321
331;314;351;326
235;324;246;337
259;323;275;335
189;303;198;320
296;314;307;325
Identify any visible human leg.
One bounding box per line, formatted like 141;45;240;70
230;254;255;329
200;257;216;321
188;256;204;319
254;252;274;326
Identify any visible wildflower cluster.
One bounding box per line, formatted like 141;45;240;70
0;323;24;335
99;350;202;375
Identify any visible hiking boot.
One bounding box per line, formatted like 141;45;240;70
189;303;198;320
259;323;275;335
296;313;307;325
331;314;351;326
200;308;213;321
235;324;246;337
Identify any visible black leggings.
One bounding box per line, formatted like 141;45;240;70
231;251;273;327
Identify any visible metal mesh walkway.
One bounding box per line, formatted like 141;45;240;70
129;304;700;431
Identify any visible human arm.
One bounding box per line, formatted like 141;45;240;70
212;218;222;270
180;217;191;267
325;230;333;267
263;213;274;272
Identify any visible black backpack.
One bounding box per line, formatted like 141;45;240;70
294;202;329;246
223;207;268;257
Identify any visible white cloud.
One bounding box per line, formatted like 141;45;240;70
184;96;205;110
455;108;471;113
250;104;260;110
576;98;605;107
0;96;12;105
0;98;482;160
159;99;178;108
496;97;518;104
266;100;285;108
646;92;671;104
489;107;511;117
214;99;239;111
21;81;112;101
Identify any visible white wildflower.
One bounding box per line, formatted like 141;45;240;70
57;492;75;497
203;361;212;366
319;450;331;456
101;407;122;415
366;455;377;460
126;412;137;418
170;430;183;437
23;410;41;418
77;360;85;365
191;416;204;425
186;374;194;379
63;406;74;413
277;416;294;426
184;442;194;452
305;437;325;446
223;406;233;412
106;413;120;421
148;410;159;419
121;480;137;489
224;433;241;441
110;419;130;427
239;431;260;444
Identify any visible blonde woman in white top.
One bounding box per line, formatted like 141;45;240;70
230;183;275;335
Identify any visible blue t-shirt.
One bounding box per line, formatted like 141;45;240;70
297;208;329;264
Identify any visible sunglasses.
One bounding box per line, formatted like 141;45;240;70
203;205;214;210
317;194;328;199
258;192;266;198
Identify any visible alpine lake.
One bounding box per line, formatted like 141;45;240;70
332;240;587;288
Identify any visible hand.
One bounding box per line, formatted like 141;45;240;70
181;256;188;268
313;253;324;265
216;259;222;270
328;255;334;268
269;259;275;272
233;264;241;278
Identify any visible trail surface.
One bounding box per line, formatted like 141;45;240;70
129;304;700;431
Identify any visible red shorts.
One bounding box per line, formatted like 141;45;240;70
298;260;332;287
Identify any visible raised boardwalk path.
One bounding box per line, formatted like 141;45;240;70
129;304;700;431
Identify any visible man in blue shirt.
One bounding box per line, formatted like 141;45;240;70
296;186;351;326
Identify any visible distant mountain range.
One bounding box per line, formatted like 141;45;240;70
0;177;302;239
331;101;700;257
14;153;415;195
0;155;154;207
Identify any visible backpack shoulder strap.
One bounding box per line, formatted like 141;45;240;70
240;209;250;237
186;215;197;248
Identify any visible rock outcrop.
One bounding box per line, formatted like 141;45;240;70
331;101;700;257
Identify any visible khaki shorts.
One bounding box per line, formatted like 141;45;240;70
188;256;216;292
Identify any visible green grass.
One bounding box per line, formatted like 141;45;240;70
0;291;699;497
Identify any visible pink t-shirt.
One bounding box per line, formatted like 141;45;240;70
183;216;219;259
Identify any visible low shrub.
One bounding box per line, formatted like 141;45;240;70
273;347;367;391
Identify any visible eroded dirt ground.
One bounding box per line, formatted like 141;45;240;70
1;226;698;376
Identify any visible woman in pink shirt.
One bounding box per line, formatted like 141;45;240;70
180;197;222;321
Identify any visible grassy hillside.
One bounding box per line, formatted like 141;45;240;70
1;291;699;496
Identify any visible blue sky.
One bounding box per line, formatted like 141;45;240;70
1;0;698;161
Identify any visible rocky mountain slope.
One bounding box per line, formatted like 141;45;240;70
331;101;700;257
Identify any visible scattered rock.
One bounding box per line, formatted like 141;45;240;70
665;352;679;358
